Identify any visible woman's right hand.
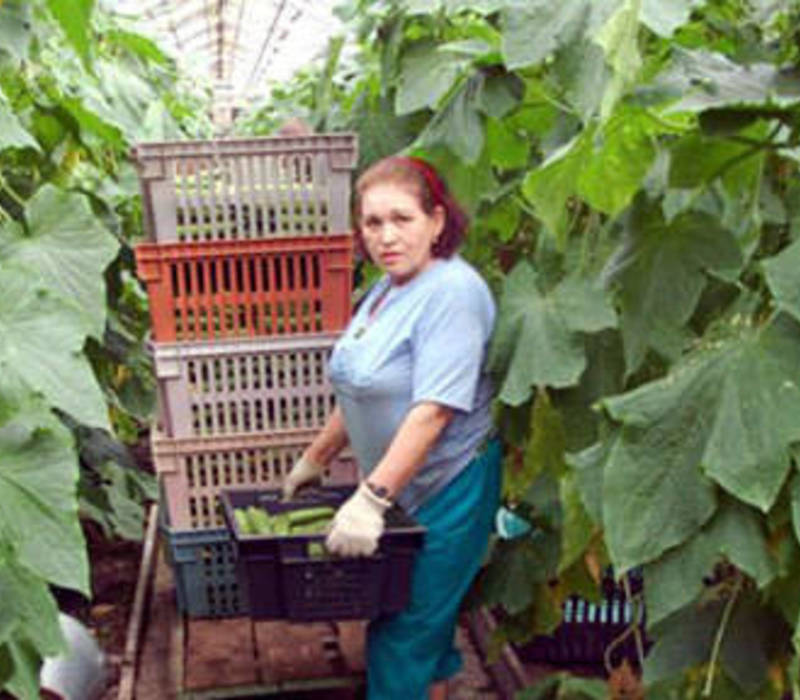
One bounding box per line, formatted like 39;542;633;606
282;456;325;500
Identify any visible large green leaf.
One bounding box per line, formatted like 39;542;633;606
501;0;589;70
593;0;641;119
0;184;120;340
524;389;567;480
791;473;800;549
104;28;172;67
481;194;521;242
418;145;499;217
2;636;40;700
46;0;94;67
601;421;718;572
643;498;776;628
478;73;523;120
523;105;666;244
559;471;596;573
61;95;125;149
719;595;789;695
489;262;617;405
395;43;471;115
640;0;704;38
444;0;508;13
603;199;742;374
0;572;61;699
420;73;485;163
0;409;89;594
552;40;609;122
0;0;32;64
656;48;800;113
0;102;39;151
603;314;800;545
645;593;784;695
567;438;613;526
521;133;590;245
556;330;626;452
668;127;766;192
764;238;800;324
347;91;421;168
95;58;163;140
577;105;659;216
481;532;560;614
0;266;111;430
0;551;64;659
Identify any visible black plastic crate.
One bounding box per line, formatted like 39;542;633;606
221;485;425;621
513;569;646;668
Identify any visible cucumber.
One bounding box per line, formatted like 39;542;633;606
286;506;335;526
233;508;253;535
270;513;291;536
289;519;332;535
307;542;326;558
234;504;334;537
247;506;273;534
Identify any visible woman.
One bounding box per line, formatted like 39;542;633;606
282;155;501;699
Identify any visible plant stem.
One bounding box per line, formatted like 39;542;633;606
702;572;743;697
0;173;27;209
706;122;782;185
623;574;646;668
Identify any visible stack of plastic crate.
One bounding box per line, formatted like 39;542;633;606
132;133;360;617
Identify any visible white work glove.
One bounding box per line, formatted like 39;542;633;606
282;456;325;500
325;483;391;557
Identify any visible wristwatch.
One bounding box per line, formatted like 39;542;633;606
365;480;393;504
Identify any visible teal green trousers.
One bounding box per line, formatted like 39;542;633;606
366;438;502;699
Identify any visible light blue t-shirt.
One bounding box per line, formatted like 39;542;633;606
328;256;496;513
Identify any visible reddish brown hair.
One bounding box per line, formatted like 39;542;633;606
352;156;468;259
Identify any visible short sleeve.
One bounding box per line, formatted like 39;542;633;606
411;282;493;411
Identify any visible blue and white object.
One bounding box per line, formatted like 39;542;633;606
494;506;533;539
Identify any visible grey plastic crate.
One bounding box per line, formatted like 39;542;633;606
161;518;245;618
131;133;358;242
152;428;359;531
151;333;339;439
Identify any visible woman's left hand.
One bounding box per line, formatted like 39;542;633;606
326;483;392;556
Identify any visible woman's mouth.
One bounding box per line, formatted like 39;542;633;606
380;253;401;264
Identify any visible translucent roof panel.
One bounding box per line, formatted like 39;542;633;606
104;0;343;109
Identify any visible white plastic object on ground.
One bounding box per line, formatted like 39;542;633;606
40;613;107;700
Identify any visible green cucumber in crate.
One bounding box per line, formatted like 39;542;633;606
234;505;334;536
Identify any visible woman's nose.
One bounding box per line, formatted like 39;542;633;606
379;222;398;244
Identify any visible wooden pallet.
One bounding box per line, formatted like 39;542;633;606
122;506;366;699
119;506;501;699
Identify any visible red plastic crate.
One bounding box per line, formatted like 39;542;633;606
131;133;358;243
151;333;339;439
135;235;353;342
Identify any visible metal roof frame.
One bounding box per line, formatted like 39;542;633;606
104;0;343;119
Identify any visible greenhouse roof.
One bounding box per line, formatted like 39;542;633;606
105;0;343;110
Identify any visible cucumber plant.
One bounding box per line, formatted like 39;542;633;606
241;1;800;695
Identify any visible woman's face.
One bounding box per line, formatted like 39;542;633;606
359;182;444;286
